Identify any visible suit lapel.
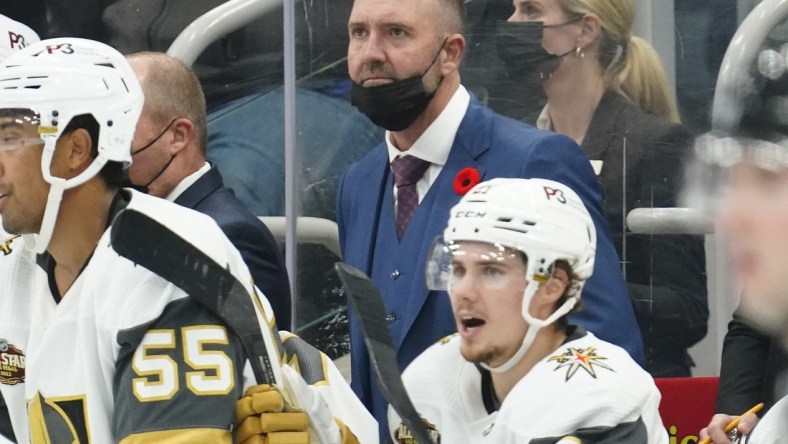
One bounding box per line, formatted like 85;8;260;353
582;91;627;160
397;98;492;343
353;147;391;276
173;166;223;209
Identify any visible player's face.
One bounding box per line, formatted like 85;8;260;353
719;160;788;341
0;113;48;235
347;0;444;89
448;242;530;367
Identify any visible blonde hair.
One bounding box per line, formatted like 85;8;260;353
558;0;681;123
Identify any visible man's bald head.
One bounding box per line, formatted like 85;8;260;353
436;0;466;35
127;52;208;155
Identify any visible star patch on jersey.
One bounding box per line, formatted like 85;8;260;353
0;338;25;385
0;234;21;256
548;346;614;382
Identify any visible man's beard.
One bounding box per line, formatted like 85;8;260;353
461;345;504;366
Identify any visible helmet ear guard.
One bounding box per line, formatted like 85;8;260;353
429;177;597;372
0;38;144;253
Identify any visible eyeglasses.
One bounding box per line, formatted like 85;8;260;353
0;137;45;153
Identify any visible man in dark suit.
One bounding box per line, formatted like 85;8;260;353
339;0;643;438
125;52;292;330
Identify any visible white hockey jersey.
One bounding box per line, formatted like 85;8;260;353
389;327;668;444
0;235;35;444
745;395;788;443
16;191;376;444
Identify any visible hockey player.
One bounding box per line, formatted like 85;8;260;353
389;177;667;443
0;14;39;444
0;38;372;444
0;234;35;444
694;1;788;441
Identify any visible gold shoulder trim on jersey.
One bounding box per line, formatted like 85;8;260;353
438;333;458;345
0;235;20;255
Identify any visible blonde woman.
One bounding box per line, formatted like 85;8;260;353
505;0;708;377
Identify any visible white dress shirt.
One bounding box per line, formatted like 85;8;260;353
165;162;211;202
386;85;471;206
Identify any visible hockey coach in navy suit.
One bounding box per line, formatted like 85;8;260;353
125;52;292;329
338;0;644;438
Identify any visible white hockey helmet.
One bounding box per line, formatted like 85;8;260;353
0;15;39;62
426;177;596;372
683;0;788;216
0;38;144;253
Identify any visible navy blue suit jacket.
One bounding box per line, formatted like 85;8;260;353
174;166;292;330
337;96;644;437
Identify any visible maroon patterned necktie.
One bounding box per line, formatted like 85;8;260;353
391;155;431;240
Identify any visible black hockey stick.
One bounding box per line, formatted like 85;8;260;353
334;262;436;444
110;208;278;385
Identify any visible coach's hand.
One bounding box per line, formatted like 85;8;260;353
699;412;759;444
235;383;309;444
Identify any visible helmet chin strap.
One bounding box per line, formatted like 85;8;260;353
481;280;577;374
23;142;109;254
23;179;65;254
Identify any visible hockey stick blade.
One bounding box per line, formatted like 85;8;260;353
334;262;435;444
110;208;277;385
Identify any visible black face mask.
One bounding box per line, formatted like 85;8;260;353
350;40;446;131
496;21;578;86
122;118;177;194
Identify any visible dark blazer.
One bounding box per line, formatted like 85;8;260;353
337;95;644;439
174;166;292;330
582;91;708;377
716;308;788;414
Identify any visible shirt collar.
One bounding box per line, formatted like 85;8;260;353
536;103;552;130
166;162;211;202
386;85;470;165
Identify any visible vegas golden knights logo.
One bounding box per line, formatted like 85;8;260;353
0;339;25;385
0;235;20;256
29;392;91;444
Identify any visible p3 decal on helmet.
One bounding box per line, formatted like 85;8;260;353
543;185;567;203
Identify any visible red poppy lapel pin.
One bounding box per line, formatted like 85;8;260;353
453;167;481;195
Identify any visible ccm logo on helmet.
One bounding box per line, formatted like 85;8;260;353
8;31;29;50
454;211;486;219
543;186;567;204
